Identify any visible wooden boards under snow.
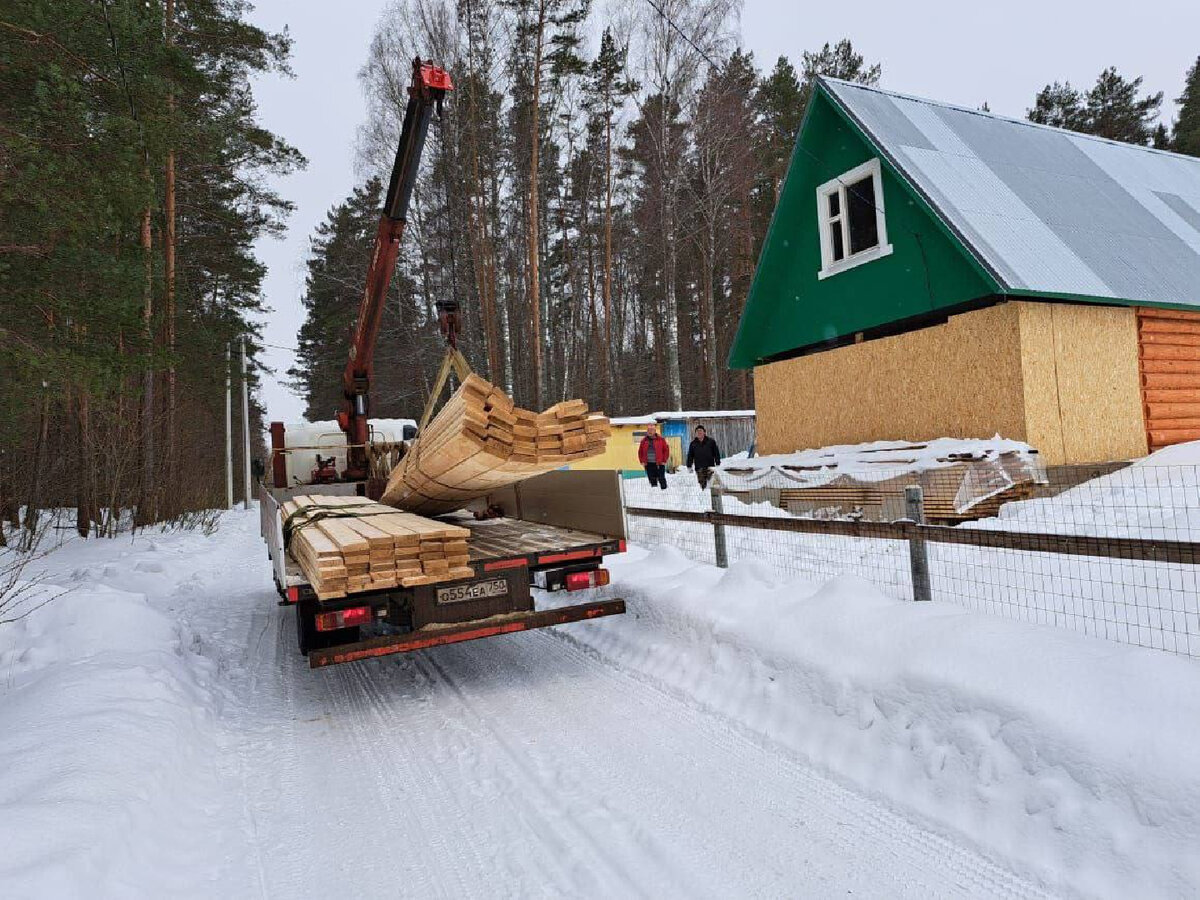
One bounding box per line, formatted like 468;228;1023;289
282;494;472;599
380;374;611;515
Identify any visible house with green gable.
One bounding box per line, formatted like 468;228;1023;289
730;77;1200;465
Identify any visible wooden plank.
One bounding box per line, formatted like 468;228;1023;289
1136;307;1200;323
1145;403;1200;420
1143;387;1200;402
1138;358;1200;375
1138;331;1200;347
626;506;1200;565
1140;318;1200;336
1150;427;1200;444
1140;344;1200;361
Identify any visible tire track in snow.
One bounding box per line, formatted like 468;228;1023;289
541;621;1053;898
422;625;1050;898
350;652;610;895
333;658;499;899
413;650;655;896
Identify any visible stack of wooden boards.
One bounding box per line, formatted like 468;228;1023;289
381;374;611;515
282;495;472;599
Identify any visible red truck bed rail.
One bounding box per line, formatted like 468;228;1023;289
307;598;625;668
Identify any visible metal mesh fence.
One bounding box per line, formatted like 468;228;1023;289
620;462;1200;659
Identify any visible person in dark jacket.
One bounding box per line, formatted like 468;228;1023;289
686;426;721;489
638;423;671;490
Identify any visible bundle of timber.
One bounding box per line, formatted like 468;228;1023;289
381;374;611;515
281;495;472;599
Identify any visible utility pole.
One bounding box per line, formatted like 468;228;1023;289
225;343;233;509
241;337;252;510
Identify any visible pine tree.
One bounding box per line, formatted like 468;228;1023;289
503;0;590;407
1028;81;1086;129
0;0;299;528
584;28;637;410
1085;67;1162;144
799;39;881;107
1173;55;1200;157
1029;69;1163;145
755;56;804;202
690;50;757;406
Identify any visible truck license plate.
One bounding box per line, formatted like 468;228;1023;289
436;578;508;605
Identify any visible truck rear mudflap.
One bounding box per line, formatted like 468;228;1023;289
307;598;626;669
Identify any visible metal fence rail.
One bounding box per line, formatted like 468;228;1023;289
621;466;1200;659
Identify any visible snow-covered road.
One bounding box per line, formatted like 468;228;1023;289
1;509;1053;898
210;516;1041;898
229;614;1041;898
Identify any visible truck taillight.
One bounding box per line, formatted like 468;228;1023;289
315;606;373;631
286;586;300;604
565;569;609;592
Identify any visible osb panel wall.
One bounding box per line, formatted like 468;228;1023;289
1136;307;1200;451
1017;303;1146;464
754;304;1028;456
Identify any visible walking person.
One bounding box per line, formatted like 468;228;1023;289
686;425;721;490
638;423;671;490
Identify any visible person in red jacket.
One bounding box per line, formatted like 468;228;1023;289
638;423;671;490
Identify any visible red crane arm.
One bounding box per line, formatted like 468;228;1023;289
338;58;452;480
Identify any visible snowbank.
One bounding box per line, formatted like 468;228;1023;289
0;536;248;897
558;549;1200;898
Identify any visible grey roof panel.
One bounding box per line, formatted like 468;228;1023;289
822;78;1200;307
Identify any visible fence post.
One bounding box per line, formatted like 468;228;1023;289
905;485;932;602
710;485;729;568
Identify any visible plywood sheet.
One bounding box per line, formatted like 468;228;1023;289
753;303;1028;456
1017;302;1146;464
754;300;1149;466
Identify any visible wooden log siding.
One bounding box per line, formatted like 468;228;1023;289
1137;308;1200;450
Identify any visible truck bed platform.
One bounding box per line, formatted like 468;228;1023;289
455;514;624;574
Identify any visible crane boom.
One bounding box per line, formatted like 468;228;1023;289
338;57;453;481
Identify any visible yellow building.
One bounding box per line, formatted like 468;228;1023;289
569;417;684;476
570;412;756;475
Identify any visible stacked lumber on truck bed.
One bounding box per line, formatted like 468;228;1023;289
380;374;610;515
282;495;472;599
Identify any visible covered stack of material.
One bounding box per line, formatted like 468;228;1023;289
381;374;611;515
282;495;472;598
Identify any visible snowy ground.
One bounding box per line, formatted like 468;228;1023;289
2;508;1199;897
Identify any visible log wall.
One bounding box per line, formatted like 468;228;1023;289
1137;307;1200;452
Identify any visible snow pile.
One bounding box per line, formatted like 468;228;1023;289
559;548;1200;898
0;535;249;898
718;435;1038;480
986;442;1200;540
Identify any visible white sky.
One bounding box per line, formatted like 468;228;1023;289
247;0;1200;423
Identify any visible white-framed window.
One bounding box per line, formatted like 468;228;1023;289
816;158;892;279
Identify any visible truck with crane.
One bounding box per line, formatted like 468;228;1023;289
259;58;626;668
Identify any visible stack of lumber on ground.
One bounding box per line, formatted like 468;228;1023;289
282;494;472;599
776;453;1041;524
381;374;610;515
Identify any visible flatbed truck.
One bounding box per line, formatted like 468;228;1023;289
260;470;627;668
